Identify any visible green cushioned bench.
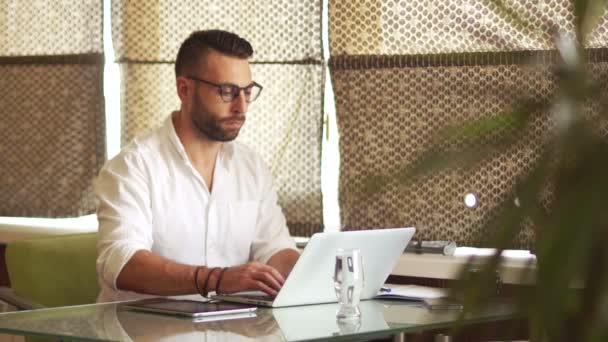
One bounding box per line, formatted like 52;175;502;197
5;232;100;308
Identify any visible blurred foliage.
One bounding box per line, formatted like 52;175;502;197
363;0;608;341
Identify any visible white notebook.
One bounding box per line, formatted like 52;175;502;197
375;284;448;300
374;284;462;310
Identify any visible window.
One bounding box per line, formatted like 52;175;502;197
0;0;341;236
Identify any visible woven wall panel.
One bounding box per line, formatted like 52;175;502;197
0;63;105;217
239;64;324;237
111;0;322;62
329;0;608;55
121;63;324;236
331;53;608;248
0;0;102;56
119;64;180;145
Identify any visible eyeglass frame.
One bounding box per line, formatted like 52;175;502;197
185;75;263;103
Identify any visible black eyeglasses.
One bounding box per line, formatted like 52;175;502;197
186;76;263;103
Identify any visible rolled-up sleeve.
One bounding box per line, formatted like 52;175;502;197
249;161;297;263
94;151;153;291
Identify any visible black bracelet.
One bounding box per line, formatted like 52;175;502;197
215;267;229;295
194;266;204;296
202;267;219;298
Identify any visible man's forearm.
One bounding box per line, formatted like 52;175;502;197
266;248;300;278
116;250;216;296
115;249;296;297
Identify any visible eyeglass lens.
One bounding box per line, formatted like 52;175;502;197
219;84;262;103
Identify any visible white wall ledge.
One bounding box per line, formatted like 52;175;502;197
393;248;537;285
0;215;98;244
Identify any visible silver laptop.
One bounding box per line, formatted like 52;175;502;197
212;227;415;307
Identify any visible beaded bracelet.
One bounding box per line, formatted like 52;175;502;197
202;267;220;298
215;267;229;295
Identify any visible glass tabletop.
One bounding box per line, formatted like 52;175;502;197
0;299;519;341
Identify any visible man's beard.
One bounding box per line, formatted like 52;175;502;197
191;95;245;142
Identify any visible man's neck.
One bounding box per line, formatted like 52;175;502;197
172;111;221;191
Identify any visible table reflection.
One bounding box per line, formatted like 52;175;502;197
0;298;517;341
270;301;390;341
97;304;283;341
102;300;391;341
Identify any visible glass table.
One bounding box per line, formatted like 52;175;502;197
0;299;519;341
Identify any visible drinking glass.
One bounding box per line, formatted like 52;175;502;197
337;316;362;334
333;248;364;319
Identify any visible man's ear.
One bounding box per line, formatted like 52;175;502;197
176;76;190;102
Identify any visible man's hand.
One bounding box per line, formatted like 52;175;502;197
267;248;299;278
217;261;285;295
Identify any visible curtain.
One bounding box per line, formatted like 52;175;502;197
0;1;105;217
329;0;608;248
112;1;324;236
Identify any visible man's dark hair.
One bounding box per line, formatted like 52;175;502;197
175;30;253;77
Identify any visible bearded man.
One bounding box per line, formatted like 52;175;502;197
94;30;299;302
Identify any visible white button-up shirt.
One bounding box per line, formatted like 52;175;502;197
95;113;297;302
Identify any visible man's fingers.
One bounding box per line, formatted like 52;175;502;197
224;262;286;294
255;264;285;289
253;280;278;296
268;266;285;285
256;264;285;285
253;271;282;291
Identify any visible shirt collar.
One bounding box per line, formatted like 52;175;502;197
165;111;189;164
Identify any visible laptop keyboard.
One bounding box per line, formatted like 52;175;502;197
236;294;276;301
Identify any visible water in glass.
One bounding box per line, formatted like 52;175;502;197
333;248;364;319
